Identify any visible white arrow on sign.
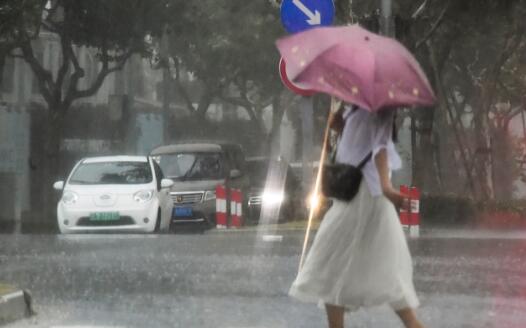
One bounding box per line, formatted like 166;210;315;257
292;0;321;25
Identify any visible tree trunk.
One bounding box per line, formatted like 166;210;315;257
413;107;437;191
196;90;214;120
472;87;493;200
41;104;66;224
242;105;266;138
0;51;5;88
268;95;285;158
410;111;417;186
491;124;515;201
427;40;477;197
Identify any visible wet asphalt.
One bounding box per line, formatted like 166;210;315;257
1;229;526;328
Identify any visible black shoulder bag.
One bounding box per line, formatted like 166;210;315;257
321;140;373;201
321;151;372;201
321;104;372;201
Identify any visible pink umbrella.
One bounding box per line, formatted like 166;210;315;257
276;24;436;111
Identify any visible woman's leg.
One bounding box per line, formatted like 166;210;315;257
325;304;345;328
395;308;425;328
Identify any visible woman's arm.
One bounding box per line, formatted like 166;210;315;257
375;148;408;209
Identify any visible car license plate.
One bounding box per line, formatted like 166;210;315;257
89;212;120;221
174;207;192;217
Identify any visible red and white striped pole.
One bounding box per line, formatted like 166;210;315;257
399;185;410;228
230;189;243;228
216;185;227;229
409;186;420;237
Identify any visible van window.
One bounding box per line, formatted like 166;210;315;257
224;146;245;172
158;152;223;181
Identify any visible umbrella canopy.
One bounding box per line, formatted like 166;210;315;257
276;24;436;111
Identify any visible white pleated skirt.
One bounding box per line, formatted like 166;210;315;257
289;182;419;311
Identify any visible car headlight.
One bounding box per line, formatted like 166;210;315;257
62;191;78;205
262;190;285;205
134;190;154;203
204;190;216;201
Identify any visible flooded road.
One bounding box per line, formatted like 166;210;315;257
1;231;526;327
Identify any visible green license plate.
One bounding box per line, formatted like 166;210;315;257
89;212;120;221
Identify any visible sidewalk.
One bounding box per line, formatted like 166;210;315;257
0;284;32;325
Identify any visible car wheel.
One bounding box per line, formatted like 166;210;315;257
154;209;161;233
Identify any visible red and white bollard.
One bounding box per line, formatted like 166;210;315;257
216;185;228;229
399;185;420;237
399;185;410;226
409;186;420;238
230;189;243;228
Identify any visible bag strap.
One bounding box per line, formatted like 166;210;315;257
329;105;356;163
330;105;372;167
357;151;372;169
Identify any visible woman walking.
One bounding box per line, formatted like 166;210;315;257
289;104;425;328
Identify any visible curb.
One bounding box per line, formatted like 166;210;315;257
0;285;33;325
207;226;314;234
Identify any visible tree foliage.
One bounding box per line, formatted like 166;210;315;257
331;0;526;200
0;0;44;83
17;0;166;110
2;0;169;216
162;1;285;127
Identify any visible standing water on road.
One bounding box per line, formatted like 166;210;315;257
2;1;526;327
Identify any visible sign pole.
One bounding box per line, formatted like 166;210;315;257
279;0;335;270
298;97;338;269
301;97;314;192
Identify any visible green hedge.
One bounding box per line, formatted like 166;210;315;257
421;194;477;227
421;194;526;229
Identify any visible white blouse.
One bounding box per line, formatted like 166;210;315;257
335;106;402;197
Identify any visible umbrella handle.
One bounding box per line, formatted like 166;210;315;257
298;97;340;270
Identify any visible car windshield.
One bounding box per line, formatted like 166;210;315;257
158;152;223;181
68;161;153;185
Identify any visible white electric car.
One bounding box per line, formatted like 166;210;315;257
53;156;174;234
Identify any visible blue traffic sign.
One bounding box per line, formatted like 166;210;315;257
280;0;334;34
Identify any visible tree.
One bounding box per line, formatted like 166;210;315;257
160;0;286;153
5;0;167;217
0;0;43;88
337;0;526;201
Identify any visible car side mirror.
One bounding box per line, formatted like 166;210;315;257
160;178;174;189
230;169;242;179
53;181;64;190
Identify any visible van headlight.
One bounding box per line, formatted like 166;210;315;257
62;191;78;205
262;190;285;205
134;190;154;203
204;190;216;201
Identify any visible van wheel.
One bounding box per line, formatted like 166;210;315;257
154;209;161;233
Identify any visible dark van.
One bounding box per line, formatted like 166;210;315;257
150;142;248;230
